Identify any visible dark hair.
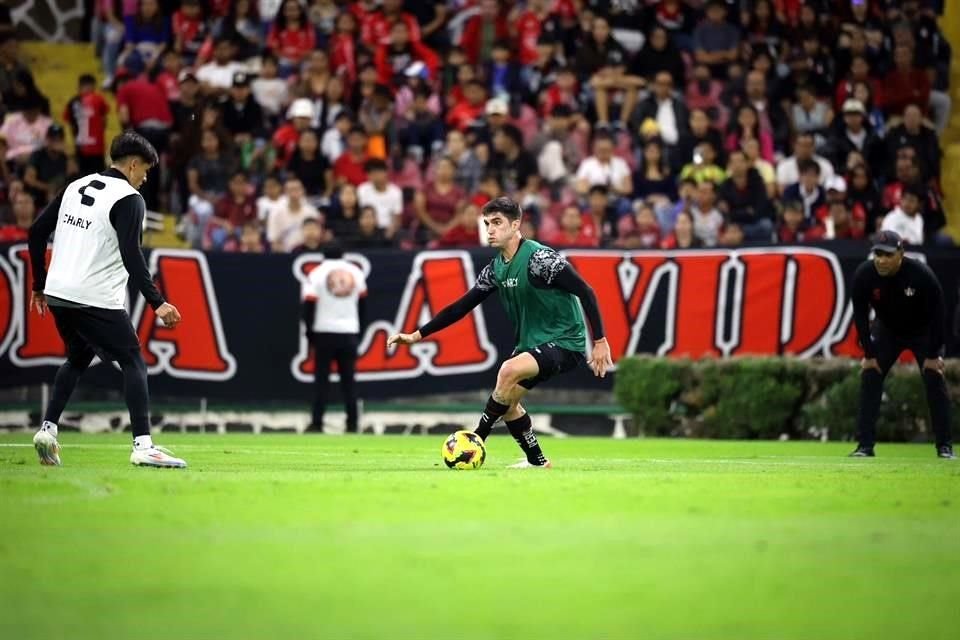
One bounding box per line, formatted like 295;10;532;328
348;125;367;137
481;196;522;221
364;158;388;173
78;73;96;86
230;169;249;181
324;241;344;259
588;184;610;197
273;0;308;32
261;51;278;65
110;131;159;166
901;182;926;200
798;158;820;175
498;124;523;148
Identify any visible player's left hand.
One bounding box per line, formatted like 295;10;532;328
30;291;47;317
923;357;945;375
588;338;613;378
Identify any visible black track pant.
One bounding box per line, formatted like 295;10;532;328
856;324;952;449
46;304;151;438
312;332;359;432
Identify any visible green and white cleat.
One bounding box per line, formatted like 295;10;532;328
33;428;61;466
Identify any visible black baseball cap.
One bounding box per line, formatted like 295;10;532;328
46;123;65;139
872;230;903;253
232;72;251;87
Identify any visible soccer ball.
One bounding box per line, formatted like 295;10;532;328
441;431;486;470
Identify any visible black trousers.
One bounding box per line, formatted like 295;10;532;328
312;332;359;432
133;126;169;211
856;324;953;449
47;304;151;438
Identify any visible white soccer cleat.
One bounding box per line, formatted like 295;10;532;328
33;429;61;466
130;445;187;469
507;458;552;469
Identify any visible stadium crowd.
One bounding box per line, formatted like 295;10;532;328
0;0;953;253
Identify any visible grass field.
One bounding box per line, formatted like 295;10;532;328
1;433;958;640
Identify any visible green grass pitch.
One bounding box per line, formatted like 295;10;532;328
1;433;958;639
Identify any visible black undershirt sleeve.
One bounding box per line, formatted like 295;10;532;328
109;193;165;310
850;265;876;358
418;287;494;338
301;300;316;335
358;295;368;332
549;265;606;341
27;189;65;292
923;266;946;356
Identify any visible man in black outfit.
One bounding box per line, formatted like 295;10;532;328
849;230;954;458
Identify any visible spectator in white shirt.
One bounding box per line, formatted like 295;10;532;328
250;53;288;119
880;183;925;246
690;180;725;247
267;178;319;252
321;110;352;164
196;37;247;95
775;131;834;193
357;158;403;239
575;131;633;197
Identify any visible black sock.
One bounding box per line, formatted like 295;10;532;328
474;396;510;440
505;413;547;465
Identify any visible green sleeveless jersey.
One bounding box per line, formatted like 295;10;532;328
475;239;586;352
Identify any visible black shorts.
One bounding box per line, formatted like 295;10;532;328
514;342;585;390
50;304;142;366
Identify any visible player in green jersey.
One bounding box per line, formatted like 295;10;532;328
388;197;612;467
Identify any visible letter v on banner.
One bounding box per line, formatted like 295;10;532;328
291;251;497;383
8;244;66;366
129;249;237;381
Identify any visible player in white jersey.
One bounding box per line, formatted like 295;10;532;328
301;243;367;432
27;132;187;468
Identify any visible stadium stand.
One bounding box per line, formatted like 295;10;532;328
0;0;957;249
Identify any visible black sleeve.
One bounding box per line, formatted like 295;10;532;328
109;193;165;310
549;264;606;341
27;189;65;292
418;286;494;338
358;295;368;332
923;265;946;357
301;300;316;334
850;264;876;358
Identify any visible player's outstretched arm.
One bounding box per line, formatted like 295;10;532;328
388;285;494;348
26;190;65;316
544;260;613;378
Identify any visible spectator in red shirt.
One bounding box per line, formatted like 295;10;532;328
114;69;172;209
459;0;510;65
0;191;35;243
806;200;865;241
329;11;361;87
375;21;439;90
514;0;558;66
363;0;421;48
272;98;315;168
546;205;600;248
446;79;487;132
207;170;257;250
62;74;109;175
883;45;931;118
171;0;207;66
333;126;370;187
614;203;662;249
266;0;317;75
835;55;884;111
661;210;703;249
777;200;816;243
434;202;480;248
154;49;184;102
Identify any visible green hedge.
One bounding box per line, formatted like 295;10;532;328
613;356;960;441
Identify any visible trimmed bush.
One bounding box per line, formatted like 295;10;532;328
614;356;960;442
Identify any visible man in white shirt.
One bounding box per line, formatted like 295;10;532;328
301;243;367;433
574;131;633;197
26;132;186;468
196;37;247;95
356;158;403;239
881;183;925;246
775;132;835;193
267;178;319;252
689;180;725;246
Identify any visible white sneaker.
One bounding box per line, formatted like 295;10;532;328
507;458;552;469
33;429;61;466
130;445;187;468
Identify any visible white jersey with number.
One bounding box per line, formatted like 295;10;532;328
303;258;367;334
44;173;140;309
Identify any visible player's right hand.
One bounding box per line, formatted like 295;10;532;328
861;358;881;373
387;331;421;348
156;302;182;328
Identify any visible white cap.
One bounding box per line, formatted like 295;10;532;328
827;175;847;192
485;98;508;116
288;98;315;120
842;98;866;115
